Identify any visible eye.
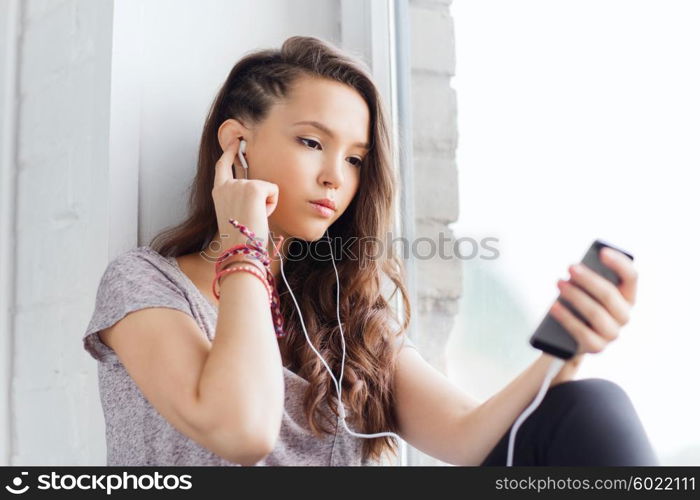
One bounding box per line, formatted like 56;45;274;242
297;137;363;168
297;137;322;150
348;157;363;168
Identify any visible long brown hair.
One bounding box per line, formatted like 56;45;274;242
150;36;411;463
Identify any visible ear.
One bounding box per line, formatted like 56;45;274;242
217;118;247;151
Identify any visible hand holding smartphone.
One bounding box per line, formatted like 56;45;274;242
529;239;634;360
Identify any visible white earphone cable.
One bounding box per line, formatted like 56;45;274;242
276;229;401;441
506;356;566;466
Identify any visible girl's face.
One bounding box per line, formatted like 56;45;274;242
222;75;370;242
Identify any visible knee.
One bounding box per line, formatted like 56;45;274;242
547;378;639;426
552;377;629;402
545;378;659;465
549;378;644;440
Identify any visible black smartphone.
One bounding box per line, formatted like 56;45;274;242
529;239;634;360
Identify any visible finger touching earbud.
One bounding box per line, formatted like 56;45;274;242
237;139;250;178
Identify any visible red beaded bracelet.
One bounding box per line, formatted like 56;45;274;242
211;219;286;338
213;263;272;302
216;245;268;276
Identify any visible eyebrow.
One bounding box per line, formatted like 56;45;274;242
292;120;370;150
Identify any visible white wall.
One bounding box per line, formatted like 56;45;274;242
4;0;114;466
135;0;342;247
0;0;346;466
0;0;21;468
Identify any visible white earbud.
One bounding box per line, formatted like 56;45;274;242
238;139;249;179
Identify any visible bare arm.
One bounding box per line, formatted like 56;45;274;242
197;254;285;455
393;346;568;466
101;138;286;465
550;353;583;386
197;135;286;459
451;352;567;465
99;264;284;467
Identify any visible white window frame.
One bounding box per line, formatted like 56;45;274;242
341;0;417;466
0;0;21;466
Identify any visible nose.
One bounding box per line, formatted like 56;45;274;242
318;153;345;190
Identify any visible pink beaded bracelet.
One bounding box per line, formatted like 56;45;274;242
216;244;268;276
213;263;271;302
210;218;286;338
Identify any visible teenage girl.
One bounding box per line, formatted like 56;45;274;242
83;36;658;466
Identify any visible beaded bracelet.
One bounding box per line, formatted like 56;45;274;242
213;263;272;302
216;244;268;276
228;219;267;254
209;219;286;338
214;264;272;301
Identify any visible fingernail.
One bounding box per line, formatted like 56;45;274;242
570;264;582;274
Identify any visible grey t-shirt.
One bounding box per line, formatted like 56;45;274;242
83;246;416;466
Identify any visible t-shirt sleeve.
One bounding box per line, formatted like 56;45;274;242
82;249;192;362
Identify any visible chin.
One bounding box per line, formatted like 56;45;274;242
284;221;332;243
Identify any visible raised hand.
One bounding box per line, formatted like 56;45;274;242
211;137;279;250
550;247;638;356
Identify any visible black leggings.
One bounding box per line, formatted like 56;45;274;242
480;378;660;466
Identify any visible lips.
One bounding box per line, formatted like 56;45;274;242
309;201;334;218
310;198;337;211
